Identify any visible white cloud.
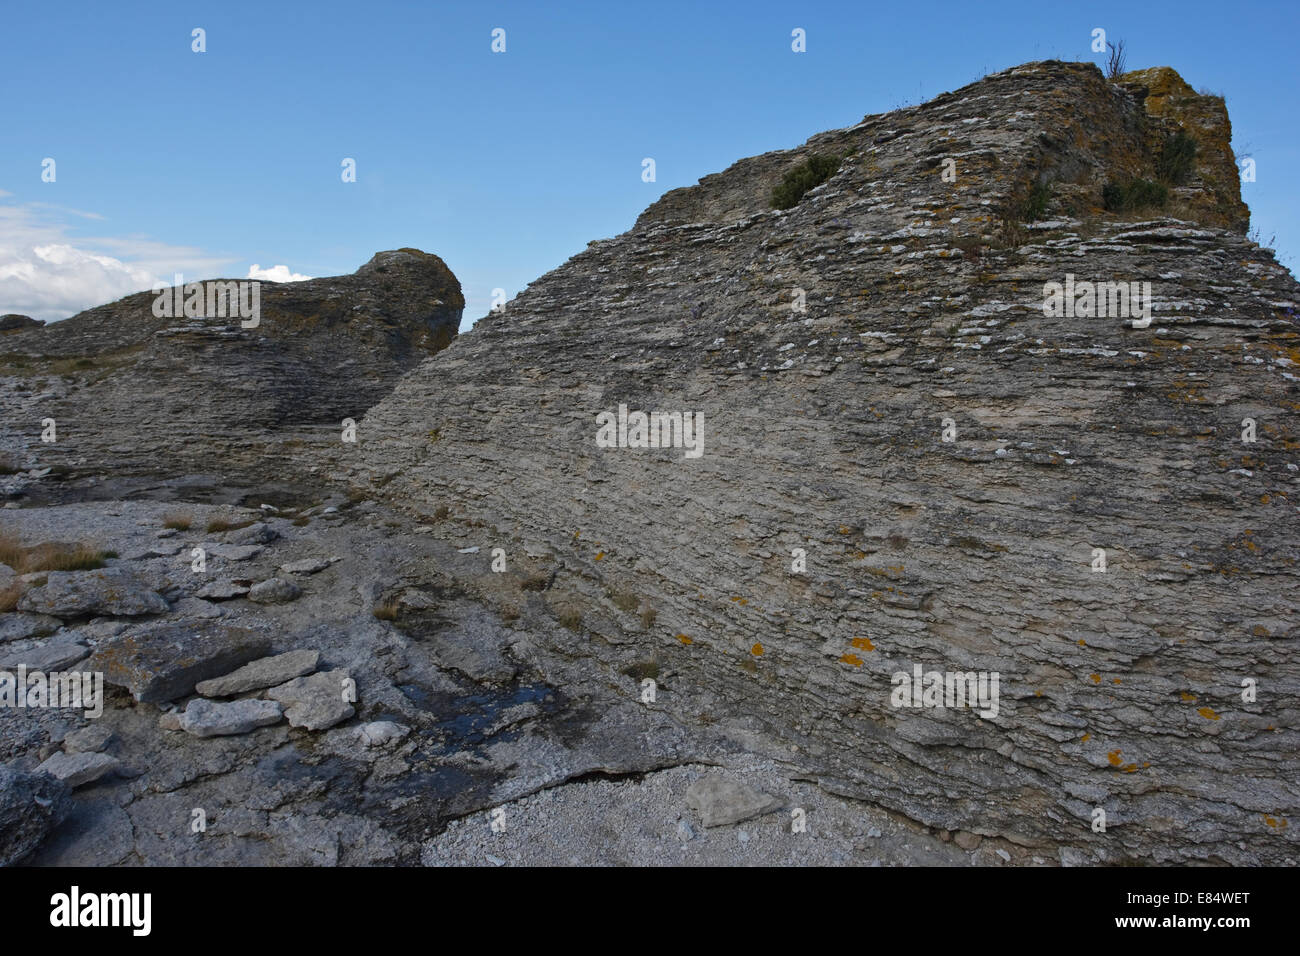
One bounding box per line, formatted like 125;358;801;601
247;263;312;283
0;196;238;322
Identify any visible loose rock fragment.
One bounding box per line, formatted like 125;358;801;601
178;697;284;737
195;649;319;697
685;776;782;828
266;669;355;731
35;751;120;788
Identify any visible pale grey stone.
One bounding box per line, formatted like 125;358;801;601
685;777;781;828
266;669;355;731
195;649;318;697
179;697;283;737
36;751;120;788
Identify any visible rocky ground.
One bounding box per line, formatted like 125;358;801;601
2;60;1297;868
3;482;994;866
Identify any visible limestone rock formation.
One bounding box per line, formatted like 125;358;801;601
0;249;462;482
344;62;1300;864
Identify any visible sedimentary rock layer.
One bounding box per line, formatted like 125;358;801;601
346;62;1300;864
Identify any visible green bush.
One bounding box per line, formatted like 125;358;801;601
1023;181;1052;221
1156;129;1197;185
1102;178;1168;212
770;153;842;210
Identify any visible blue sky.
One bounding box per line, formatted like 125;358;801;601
2;0;1296;328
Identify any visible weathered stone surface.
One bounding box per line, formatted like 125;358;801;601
280;557;335;575
0;250;463;481
62;724;114;754
206;543;263;561
178;697;284;737
17;568;169;619
0;634;89;671
196;579;250;600
343;62;1300;864
195;649;319;697
87;623;271;703
248;577;302;604
36;750;120;788
0;765;71;865
0;314;43;332
0;612;62;643
266;669;355;730
685;776;782;827
358;721;409;747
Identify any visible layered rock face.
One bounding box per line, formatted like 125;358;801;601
346;62;1300;864
0;249;461;482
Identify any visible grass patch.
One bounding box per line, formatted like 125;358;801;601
556;605;583;631
609;589;639;613
1156;129;1197;186
0;535;114;574
1023;181;1052;221
162;512;192;531
770;153;842;210
205;517;255;533
372;597;401;621
1102;178;1168;213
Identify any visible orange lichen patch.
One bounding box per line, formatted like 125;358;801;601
751;643;764;656
850;637;875;651
1077;639;1087;646
1034;690;1043;697
1081;733;1091;742
1264;816;1288;829
1180;692;1197;701
1252;625;1269;637
838;526;852;535
1198;707;1221;720
1089;673;1101;684
573;531;581;538
1142;762;1150;768
839;653;863;667
1108;750;1123;766
594;551;605;561
1261;495;1271;504
1112;678;1122;685
676;634;693;645
1123;763;1139;773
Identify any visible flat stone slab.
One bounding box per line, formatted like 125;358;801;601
266;669;355;731
35;751;120;789
62;725;114;754
206;543;263;561
195;649;319;697
17;568;169;619
0;612;63;644
685;776;782;828
87;624;271;704
0;635;89;671
280;557;335;575
179;698;283;737
0;765;71;866
195;579;250;601
248;578;301;604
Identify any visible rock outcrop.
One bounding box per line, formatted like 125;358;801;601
0;249;462;483
344;61;1300;864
